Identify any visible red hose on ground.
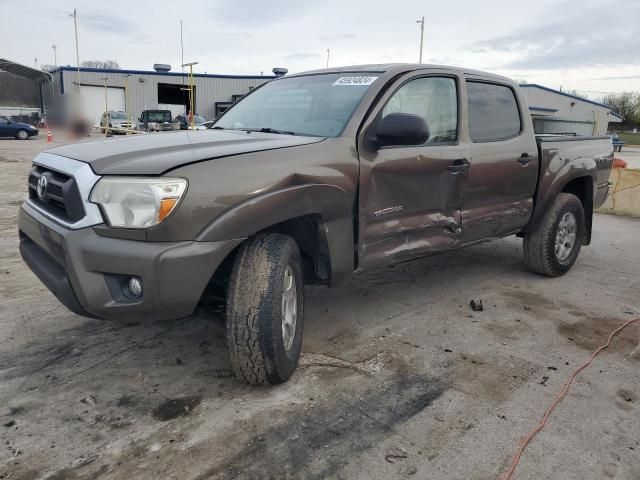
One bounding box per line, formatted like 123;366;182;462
500;317;640;480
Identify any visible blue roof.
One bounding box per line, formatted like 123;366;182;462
50;66;276;80
519;83;622;115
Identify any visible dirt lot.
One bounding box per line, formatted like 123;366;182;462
1;135;639;480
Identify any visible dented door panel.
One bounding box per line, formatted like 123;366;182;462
359;143;470;268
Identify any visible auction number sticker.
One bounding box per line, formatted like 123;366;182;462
332;76;378;86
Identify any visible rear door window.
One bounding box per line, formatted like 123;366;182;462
467;81;521;142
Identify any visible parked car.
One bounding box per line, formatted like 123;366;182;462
175;113;207;130
138;110;180;132
0;116;38;140
19;64;614;386
100;111;135;134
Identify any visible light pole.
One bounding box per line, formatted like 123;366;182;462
416;16;425;64
182;61;198;130
123;74;131;134
102;77;109;137
52;45;57;67
326;48;330;68
70;8;81;93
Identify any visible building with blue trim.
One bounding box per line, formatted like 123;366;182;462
520;84;622;136
46;65;279;126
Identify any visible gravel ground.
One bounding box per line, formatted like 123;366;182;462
1;135;639;480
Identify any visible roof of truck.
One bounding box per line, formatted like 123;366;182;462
290;63;515;83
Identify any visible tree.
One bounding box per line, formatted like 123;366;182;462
80;59;120;69
599;92;640;125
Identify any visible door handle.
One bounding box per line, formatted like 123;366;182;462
447;158;470;173
518;153;532;165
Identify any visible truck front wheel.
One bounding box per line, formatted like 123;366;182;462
226;234;304;385
523;193;585;276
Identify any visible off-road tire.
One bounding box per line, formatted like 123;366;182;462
15;129;29;140
523;193;585;276
226;234;304;385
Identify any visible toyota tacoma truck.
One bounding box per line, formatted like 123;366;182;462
18;64;613;385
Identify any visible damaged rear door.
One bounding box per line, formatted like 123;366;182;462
357;71;471;268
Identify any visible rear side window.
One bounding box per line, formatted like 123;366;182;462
467;81;521;142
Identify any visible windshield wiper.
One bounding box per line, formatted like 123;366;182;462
244;127;297;136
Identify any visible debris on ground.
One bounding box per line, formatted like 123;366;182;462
385;446;408;463
470;299;484;312
80;395;96;406
152;395;202;421
539;376;549;386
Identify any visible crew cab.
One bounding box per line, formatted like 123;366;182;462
18;64;613;385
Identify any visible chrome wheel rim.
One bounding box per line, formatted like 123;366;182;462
555;212;577;261
281;265;297;351
17;130;28;140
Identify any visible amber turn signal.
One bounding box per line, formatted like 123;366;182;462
157;198;178;223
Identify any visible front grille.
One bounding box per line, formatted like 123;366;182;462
28;165;85;223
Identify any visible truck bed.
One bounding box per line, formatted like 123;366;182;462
529;135;614;236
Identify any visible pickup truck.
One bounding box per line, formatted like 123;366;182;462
137;109;180;132
18;64;613;385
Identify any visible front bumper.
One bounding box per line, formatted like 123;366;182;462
18;203;242;322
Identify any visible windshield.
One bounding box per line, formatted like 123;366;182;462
148;111;172;122
110;112;127;120
214;73;380;137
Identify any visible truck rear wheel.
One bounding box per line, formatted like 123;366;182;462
226;234;304;385
523;193;585;277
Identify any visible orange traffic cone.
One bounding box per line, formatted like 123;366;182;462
47;130;53;143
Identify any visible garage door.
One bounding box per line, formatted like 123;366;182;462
79;85;125;127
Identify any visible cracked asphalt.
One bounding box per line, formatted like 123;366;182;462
1;135;639;480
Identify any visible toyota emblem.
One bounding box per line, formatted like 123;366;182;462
37;175;48;201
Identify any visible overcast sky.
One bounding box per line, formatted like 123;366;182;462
2;0;639;97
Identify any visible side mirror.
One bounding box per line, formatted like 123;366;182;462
376;113;429;147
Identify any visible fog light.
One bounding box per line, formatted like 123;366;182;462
128;277;143;298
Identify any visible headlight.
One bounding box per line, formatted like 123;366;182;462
90;177;187;228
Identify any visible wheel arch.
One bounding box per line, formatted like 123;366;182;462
198;184;355;286
526;169;596;246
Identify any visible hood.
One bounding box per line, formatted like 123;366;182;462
44;129;325;175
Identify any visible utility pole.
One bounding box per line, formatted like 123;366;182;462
70;8;81;93
180;20;184;75
52;45;57;67
326;48;330;68
416;16;425;64
34;58;38;69
182;61;198;130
